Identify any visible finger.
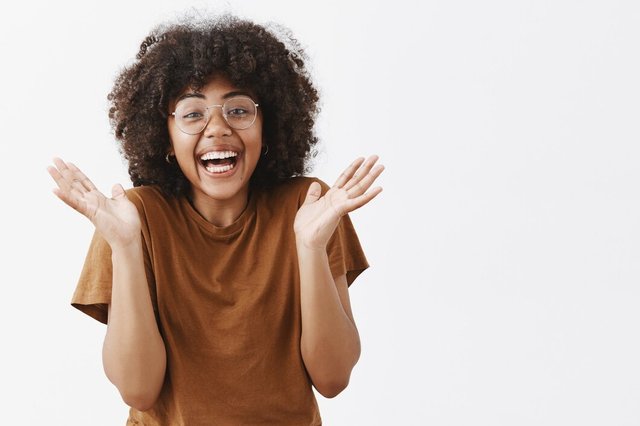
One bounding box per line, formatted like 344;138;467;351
52;157;70;173
52;186;88;214
54;183;103;221
51;157;85;194
52;157;74;185
49;163;92;210
111;183;127;200
48;171;91;212
302;181;322;206
333;157;365;188
49;158;74;191
51;157;91;195
346;164;385;197
342;186;383;213
66;165;91;195
343;155;379;191
47;165;72;193
67;162;98;192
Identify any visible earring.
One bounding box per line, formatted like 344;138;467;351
262;144;269;156
165;153;173;163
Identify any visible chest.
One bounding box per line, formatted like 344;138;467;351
145;207;302;347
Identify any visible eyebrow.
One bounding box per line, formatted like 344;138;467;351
175;90;256;103
175;93;205;102
223;90;255;100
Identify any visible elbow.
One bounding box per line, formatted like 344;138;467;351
104;365;165;411
103;343;167;412
313;375;351;399
104;362;165;411
108;375;164;411
304;349;360;399
302;335;360;399
121;390;159;411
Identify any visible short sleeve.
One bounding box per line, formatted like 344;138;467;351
71;190;158;325
326;214;369;286
314;179;370;286
71;231;113;324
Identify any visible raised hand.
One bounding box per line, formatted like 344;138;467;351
294;155;384;251
47;158;142;249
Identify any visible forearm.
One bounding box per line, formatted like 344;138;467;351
102;236;166;410
297;244;361;398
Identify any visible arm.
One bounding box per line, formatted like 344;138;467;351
294;156;384;398
48;158;166;410
298;251;360;398
103;237;166;411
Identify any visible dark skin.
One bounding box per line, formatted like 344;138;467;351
108;17;321;197
49;77;384;402
50;14;384;408
48;152;383;402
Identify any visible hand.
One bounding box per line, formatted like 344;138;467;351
294;155;384;251
47;157;142;249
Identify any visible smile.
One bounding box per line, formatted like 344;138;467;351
199;150;239;174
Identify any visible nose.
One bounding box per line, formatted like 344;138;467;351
203;106;232;137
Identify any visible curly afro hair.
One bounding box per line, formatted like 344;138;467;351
108;14;319;197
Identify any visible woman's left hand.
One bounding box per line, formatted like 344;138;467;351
294;155;384;251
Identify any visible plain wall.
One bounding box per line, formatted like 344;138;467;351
1;0;639;424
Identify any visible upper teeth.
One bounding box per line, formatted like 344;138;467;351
200;151;238;160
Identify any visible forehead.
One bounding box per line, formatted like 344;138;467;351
175;75;256;103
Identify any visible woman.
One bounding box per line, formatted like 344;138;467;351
48;14;383;425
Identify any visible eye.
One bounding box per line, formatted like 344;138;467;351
177;107;206;121
226;107;248;117
183;111;205;119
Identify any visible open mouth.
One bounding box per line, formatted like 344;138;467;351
199;150;239;174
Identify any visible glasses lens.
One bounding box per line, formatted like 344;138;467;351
175;101;208;134
224;97;257;130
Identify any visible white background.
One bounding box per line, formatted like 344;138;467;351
1;0;639;425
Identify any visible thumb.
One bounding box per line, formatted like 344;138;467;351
302;181;322;205
111;183;126;200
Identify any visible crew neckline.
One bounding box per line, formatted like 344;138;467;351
180;191;257;238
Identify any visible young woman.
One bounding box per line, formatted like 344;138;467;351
48;14;383;425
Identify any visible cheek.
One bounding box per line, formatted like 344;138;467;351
249;136;263;159
252;126;264;147
167;124;179;151
168;126;194;152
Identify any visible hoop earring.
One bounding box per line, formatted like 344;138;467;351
165;153;173;163
262;144;269;156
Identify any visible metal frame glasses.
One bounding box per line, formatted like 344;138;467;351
170;95;260;135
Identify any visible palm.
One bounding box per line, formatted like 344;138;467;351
294;156;384;250
48;158;141;248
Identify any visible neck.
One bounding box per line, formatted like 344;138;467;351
188;187;250;227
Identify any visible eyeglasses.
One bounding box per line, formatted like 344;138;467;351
170;96;260;134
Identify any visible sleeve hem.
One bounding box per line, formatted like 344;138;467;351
71;302;108;325
331;261;370;287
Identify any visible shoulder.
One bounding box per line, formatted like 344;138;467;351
272;176;330;194
263;176;330;207
123;185;173;217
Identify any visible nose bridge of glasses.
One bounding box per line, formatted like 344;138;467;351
205;104;229;128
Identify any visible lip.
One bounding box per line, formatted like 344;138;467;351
196;144;242;158
197;145;243;178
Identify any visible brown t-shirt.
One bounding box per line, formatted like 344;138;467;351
71;176;369;426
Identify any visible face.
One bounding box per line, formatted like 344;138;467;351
167;75;263;213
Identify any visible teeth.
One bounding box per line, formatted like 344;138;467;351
200;150;238;160
205;163;235;173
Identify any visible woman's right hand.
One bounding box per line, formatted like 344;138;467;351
48;157;142;249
